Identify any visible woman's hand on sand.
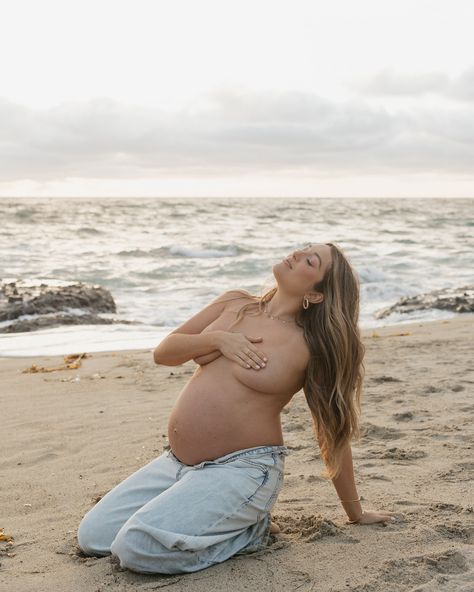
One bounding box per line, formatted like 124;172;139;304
349;509;398;526
216;331;267;369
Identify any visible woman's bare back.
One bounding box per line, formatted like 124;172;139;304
167;296;310;465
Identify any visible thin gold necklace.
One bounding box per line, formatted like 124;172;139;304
263;303;296;324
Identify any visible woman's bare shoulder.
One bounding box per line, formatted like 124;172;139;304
225;288;257;299
221;289;259;312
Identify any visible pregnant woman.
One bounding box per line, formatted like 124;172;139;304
77;242;396;574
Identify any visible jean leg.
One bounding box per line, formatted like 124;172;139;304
77;451;178;556
110;449;286;574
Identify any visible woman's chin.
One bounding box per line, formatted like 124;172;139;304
272;260;288;273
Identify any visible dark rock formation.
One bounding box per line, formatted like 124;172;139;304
0;312;138;333
0;279;136;333
375;285;474;320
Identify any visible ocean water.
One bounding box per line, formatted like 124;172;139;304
0;197;472;357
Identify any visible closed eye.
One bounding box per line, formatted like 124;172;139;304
307;257;313;266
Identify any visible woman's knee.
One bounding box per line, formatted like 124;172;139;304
77;511;109;556
110;522;208;574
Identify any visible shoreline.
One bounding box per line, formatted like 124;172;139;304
1;312;472;360
1;314;473;590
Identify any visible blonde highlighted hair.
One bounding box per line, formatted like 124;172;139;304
225;242;365;480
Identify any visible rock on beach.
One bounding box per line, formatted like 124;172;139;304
0;279;135;333
375;285;474;319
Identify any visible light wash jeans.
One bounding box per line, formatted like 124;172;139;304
77;444;289;574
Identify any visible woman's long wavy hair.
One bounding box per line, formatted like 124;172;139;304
226;242;365;480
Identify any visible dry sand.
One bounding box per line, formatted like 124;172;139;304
1;315;473;591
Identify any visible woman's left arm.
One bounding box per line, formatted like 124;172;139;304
331;444;398;525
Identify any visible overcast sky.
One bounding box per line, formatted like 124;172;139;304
1;0;473;198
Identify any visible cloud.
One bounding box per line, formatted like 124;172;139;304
350;68;450;96
1;75;474;183
350;65;474;102
449;66;474;101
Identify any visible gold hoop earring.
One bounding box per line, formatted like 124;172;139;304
303;297;309;309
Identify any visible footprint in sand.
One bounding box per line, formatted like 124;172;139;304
392;411;414;422
345;549;474;592
457;461;474;472
429;502;466;513
283;421;306;432
422;385;443;394
364;447;427;460
280;496;315;502
361;472;392;481
370;375;403;384
394;499;427;507
433;523;474;545
271;513;357;543
305;474;324;483
285;444;311;451
436;462;474;482
361;422;404;441
59;539;106;567
21;451;61;466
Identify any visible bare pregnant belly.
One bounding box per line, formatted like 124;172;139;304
167;368;286;466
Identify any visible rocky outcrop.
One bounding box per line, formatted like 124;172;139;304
0;312;137;333
374;285;474;320
0;279;136;333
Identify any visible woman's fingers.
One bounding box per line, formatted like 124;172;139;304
234;354;252;368
235;351;264;370
246;352;263;369
385;512;398;523
364;510;398;524
349;510;399;526
245;337;267;364
223;334;267;369
234;344;265;368
235;352;260;369
245;348;266;367
245;343;267;364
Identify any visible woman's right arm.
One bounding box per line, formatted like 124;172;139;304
153;290;246;366
154;330;225;366
193;350;223;366
153;290;266;368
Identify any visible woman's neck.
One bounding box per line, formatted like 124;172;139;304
265;291;301;321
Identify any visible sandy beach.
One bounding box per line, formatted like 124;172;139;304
1;315;473;592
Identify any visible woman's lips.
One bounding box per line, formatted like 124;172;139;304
284;259;292;269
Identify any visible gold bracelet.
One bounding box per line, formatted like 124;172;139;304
347;510;364;524
339;495;362;503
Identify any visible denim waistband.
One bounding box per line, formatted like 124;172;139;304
212;445;289;464
169;445;289;467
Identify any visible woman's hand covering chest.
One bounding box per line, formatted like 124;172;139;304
200;307;310;397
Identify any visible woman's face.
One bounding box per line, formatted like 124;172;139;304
272;243;332;295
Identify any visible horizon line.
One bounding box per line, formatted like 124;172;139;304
1;195;473;200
